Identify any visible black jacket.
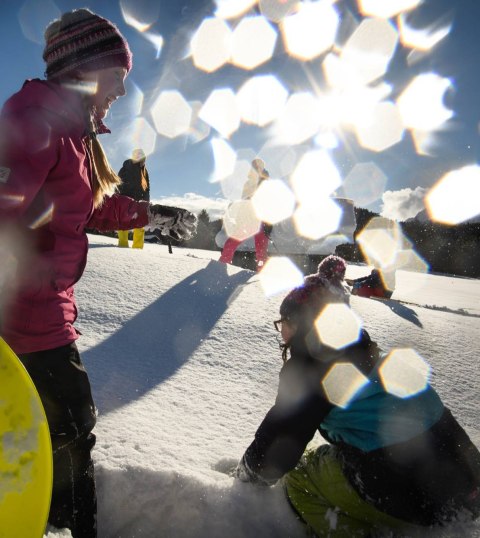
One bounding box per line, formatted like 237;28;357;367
117;159;150;202
242;330;480;525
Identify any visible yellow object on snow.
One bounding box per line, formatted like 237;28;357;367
117;228;145;249
0;337;53;538
117;229;130;248
132;228;145;249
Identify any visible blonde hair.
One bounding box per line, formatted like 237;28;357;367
86;135;121;207
84;107;122;208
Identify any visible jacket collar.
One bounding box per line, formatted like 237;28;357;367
9;79;111;137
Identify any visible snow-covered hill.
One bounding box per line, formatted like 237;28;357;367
47;233;480;537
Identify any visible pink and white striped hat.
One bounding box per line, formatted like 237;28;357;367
43;8;132;79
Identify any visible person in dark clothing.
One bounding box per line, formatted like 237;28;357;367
347;268;393;299
235;274;480;536
117;148;150;248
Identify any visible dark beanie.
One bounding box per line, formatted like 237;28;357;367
43;9;132;79
280;274;349;324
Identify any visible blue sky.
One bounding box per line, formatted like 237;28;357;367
0;0;479;220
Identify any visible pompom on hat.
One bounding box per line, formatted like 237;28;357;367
43;8;132;79
317;255;347;282
280;274;349;325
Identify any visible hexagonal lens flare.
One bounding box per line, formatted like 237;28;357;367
291;150;341;201
338;18;399;87
187;101;211;144
151;91;192;139
397;74;453;132
121;117;157;158
142;31;164;59
199;89;241;138
236;75;288;127
215;0;258;19
315;304;362;350
322;363;369;408
19;0;60;44
252;179;295;224
356;217;404;268
210;138;237;182
223;199;261;241
293;198;342;240
426;165;480;225
259;0;299;23
281;1;339;61
398;14;451;51
123;79;144;119
314;131;339;150
354;101;404;152
231;16;277;70
358;0;421;19
220;159;253;200
258;256;304;297
271;92;322;145
343;162;387;207
256;145;299;179
120;0;160;31
379;349;431;398
190;17;232;72
394;249;429;274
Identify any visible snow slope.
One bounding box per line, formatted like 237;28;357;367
48;234;480;537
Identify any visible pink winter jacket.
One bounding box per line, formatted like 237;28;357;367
0;79;149;354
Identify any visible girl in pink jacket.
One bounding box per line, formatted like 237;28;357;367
0;9;196;537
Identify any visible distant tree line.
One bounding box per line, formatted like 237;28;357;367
336;207;480;278
88;206;480;278
187;207;480;278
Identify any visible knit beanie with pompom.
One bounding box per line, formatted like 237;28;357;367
280;274;349;326
317;255;347;282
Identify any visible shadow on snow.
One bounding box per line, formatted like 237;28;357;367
83;261;252;415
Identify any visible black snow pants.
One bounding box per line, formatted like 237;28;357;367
19;342;97;538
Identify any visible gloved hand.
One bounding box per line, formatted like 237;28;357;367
146;204;197;241
232;455;275;486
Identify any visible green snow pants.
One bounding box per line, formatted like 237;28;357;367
285;445;419;537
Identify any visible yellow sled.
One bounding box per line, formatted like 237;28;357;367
0;337;53;538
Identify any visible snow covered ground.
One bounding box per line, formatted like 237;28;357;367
46;233;480;537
